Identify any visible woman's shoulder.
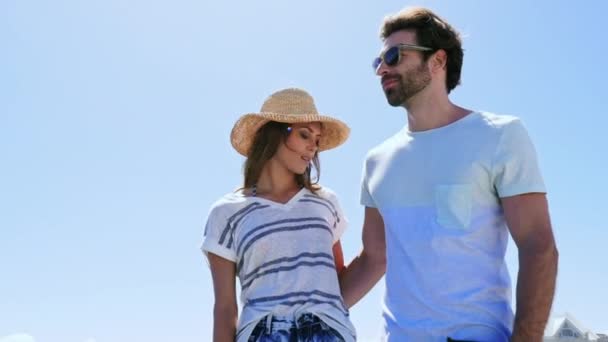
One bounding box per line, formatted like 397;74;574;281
207;189;253;216
309;184;340;202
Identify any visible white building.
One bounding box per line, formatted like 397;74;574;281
544;313;608;341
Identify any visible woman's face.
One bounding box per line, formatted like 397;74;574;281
273;122;321;175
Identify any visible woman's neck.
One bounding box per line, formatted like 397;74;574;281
254;160;301;202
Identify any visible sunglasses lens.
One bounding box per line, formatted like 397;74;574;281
384;46;400;66
372;57;382;70
372;46;402;71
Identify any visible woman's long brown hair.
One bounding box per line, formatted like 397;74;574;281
242;121;321;193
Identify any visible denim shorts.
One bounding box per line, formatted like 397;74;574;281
247;313;345;342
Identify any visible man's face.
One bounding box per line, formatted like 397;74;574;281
376;30;432;106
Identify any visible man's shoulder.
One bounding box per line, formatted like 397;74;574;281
476;111;523;130
364;129;407;162
474;112;533;147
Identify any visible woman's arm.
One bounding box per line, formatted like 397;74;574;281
339;207;386;308
332;241;346;276
207;253;238;342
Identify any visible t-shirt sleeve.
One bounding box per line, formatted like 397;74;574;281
492;119;546;198
360;157;377;208
201;204;237;263
323;188;349;243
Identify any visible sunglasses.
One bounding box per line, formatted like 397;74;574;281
372;43;433;71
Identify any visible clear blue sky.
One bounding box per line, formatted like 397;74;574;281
1;1;607;341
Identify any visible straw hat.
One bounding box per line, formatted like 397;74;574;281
230;88;350;156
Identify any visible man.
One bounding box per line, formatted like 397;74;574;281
339;7;558;342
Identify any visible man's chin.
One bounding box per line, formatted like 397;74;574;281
386;94;405;107
384;88;404;106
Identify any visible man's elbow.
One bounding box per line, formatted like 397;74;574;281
542;243;559;273
549;243;559;267
520;233;559;267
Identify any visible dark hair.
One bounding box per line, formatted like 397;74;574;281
380;7;464;93
243;121;320;192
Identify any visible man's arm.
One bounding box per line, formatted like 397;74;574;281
339;206;387;308
502;193;558;342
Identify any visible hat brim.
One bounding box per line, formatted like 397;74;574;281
230;112;350;157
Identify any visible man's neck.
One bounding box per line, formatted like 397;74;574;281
403;89;470;132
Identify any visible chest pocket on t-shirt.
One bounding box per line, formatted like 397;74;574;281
435;184;472;230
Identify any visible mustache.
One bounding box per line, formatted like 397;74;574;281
381;74;401;84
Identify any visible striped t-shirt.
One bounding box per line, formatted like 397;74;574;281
202;186;356;342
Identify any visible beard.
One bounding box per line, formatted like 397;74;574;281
383;62;431;107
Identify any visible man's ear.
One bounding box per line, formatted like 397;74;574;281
430;49;448;72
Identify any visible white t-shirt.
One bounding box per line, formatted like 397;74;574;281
202;186;356;342
361;112;546;342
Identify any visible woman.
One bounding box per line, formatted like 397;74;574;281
201;88;355;341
